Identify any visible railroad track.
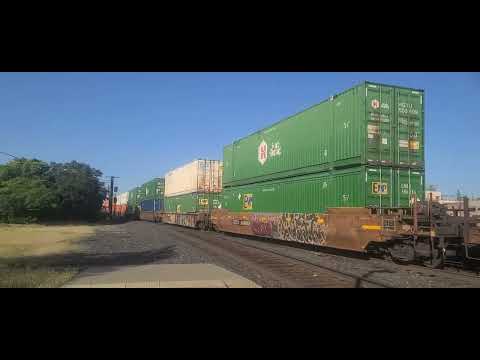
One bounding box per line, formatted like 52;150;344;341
218;236;394;288
172;223;480;287
166;225;391;288
381;253;480;281
220;235;480;287
215;229;480;285
428;266;480;280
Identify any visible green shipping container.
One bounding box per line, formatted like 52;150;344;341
137;178;165;203
128;189;135;206
144;178;165;200
136;188;142;206
222;166;424;213
137;184;147;203
165;192;223;213
223;81;424;187
127;187;139;212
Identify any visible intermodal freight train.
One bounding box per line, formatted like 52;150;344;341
120;81;480;269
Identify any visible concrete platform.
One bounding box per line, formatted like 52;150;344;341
63;263;260;288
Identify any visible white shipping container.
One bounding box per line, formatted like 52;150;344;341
165;159;223;197
117;192;129;205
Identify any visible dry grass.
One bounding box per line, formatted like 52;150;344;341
0;224;95;288
0;267;79;288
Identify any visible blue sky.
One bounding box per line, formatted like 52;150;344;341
0;72;478;196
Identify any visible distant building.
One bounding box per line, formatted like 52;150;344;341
424;190;479;216
439;199;480;217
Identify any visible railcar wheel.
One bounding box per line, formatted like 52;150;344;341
424;248;445;269
196;221;207;231
433;248;445;269
389;242;416;264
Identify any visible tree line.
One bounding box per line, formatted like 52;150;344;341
0;158;107;223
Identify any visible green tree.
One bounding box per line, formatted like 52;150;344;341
48;161;106;220
0;159;57;222
0;177;58;222
0;158;106;223
0;158;49;181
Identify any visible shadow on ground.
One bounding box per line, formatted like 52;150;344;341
2;245;177;269
355;268;396;288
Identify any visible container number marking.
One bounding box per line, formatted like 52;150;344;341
409;140;420;150
398;102;419;115
372;182;388;195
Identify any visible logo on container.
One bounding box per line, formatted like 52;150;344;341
269;142;282;157
258;140;268;165
371;99;380;109
243;194;253;210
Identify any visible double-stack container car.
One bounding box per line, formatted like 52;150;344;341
162;159;223;229
213;81;431;255
138;178;165;222
126;81;479;267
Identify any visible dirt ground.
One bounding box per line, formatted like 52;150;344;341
3;221;480;288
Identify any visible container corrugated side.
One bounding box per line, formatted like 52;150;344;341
223;81;424;187
143;178;165;200
140;198;164;212
154;198;164;212
222;166;424;213
140;199;155;212
165;192;223;213
136;178;165;203
165;160;223;197
128;187;139;207
395;86;424;168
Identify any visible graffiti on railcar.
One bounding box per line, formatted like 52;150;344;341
272;213;328;246
176;214;197;228
250;215;274;236
247;212;329;245
162;213;197;228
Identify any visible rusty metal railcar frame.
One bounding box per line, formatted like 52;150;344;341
138;197;480;269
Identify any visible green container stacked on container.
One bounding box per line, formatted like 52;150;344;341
140;178;164;201
223;81;425;211
127;178;165;213
137;178;165;210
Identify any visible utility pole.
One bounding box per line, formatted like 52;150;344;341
109;176;114;218
106;176;119;220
